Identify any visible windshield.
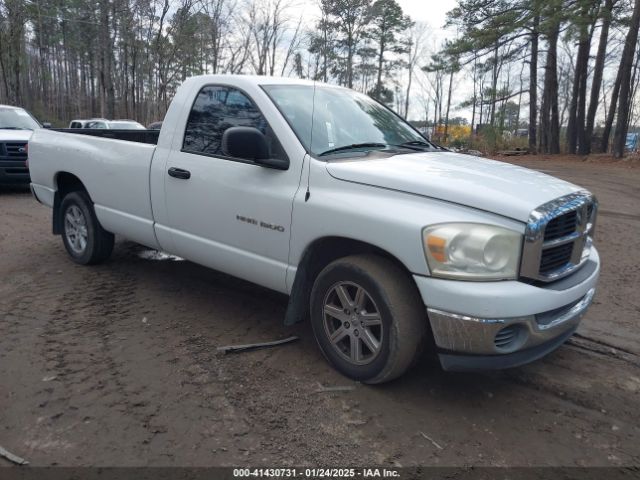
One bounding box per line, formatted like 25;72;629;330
0;107;41;130
109;121;145;130
263;84;435;157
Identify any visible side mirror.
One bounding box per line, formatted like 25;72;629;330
222;126;289;170
42;122;52;129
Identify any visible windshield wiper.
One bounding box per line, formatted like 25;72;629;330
397;140;435;150
0;127;30;130
403;139;449;151
319;142;388;156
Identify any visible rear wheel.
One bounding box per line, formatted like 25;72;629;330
310;254;427;384
60;191;114;265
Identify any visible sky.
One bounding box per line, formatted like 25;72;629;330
394;0;461;119
287;0;462;120
288;0;462;119
395;0;457;34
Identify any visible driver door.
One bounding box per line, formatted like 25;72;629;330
160;84;302;293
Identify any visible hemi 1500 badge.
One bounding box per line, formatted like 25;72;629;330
236;215;285;233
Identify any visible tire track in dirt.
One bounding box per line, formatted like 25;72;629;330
18;263;162;459
598;210;640;222
500;345;640;424
568;333;640;364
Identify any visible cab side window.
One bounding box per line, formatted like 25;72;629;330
182;85;287;162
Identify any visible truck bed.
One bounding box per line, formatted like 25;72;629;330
28;128;160;249
53;129;160;145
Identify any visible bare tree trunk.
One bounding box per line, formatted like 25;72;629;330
584;0;614;153
575;34;592;154
601;63;623;152
613;0;640;158
347;31;355;88
540;18;561;154
626;50;640;132
479;79;484;131
471;55;478;135
404;66;413;119
566;3;592;154
375;36;385;99
516;52;526;133
490;43;499;126
444;68;454;143
281;17;303;76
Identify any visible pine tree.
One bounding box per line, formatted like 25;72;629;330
367;0;411;101
613;0;640;157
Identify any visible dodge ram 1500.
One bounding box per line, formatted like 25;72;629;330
28;75;600;383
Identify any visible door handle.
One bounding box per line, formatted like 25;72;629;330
168;167;191;180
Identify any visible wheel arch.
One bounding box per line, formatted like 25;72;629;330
52;171;89;235
284;236;421;325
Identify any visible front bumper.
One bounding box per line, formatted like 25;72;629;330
437;325;579;371
0;162;30;185
413;247;599;371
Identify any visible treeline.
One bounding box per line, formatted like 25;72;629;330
442;0;640;157
0;0;424;125
1;0;640;158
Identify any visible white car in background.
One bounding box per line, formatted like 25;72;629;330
92;120;146;130
69;118;108;129
69;119;146;130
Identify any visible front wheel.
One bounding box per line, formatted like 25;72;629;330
60;191;114;265
310;254;427;384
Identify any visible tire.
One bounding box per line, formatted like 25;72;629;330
310;254;427;384
60;191;114;265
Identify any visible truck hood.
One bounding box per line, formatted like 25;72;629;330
326;151;582;222
0;130;33;142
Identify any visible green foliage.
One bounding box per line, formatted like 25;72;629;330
466;128;530;154
445;0;534;60
423;44;460;75
366;0;412;100
309;0;411;94
308;0;373;86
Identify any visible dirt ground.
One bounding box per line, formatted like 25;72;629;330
1;156;639;468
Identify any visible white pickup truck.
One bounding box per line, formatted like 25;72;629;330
1;105;46;185
28;75;600;383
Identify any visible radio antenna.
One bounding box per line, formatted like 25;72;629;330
305;81;317;202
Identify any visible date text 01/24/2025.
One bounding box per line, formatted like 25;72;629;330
233;468;400;478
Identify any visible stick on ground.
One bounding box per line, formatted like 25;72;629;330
0;445;29;466
420;431;444;450
314;382;356;393
217;336;299;354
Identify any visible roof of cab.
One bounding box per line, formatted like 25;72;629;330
184;74;341;89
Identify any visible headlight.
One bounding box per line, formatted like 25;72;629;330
423;223;522;280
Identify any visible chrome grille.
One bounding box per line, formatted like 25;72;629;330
521;191;597;282
0;142;28;162
544;210;577;242
539;242;573;274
